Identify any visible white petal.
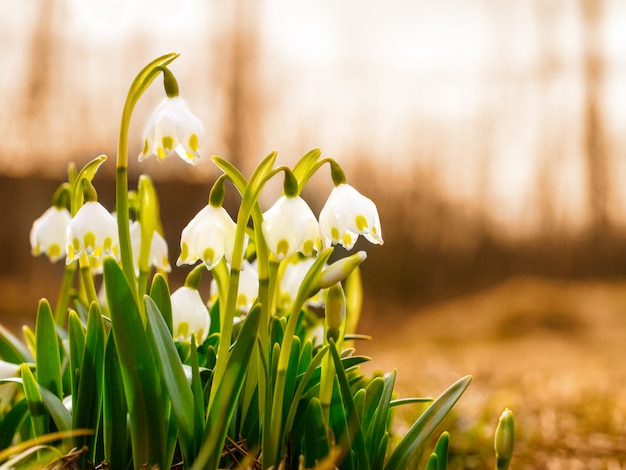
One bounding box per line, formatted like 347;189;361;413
171;286;210;343
262;196;320;260
30;206;71;262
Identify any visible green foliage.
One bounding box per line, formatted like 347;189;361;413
0;53;515;470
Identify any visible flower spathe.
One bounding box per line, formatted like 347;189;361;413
130;221;171;274
319;183;383;250
262;195;321;260
66;202;119;264
30;206;71;263
177;204;240;270
139;96;204;165
170;286;210;343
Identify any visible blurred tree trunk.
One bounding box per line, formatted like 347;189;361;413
581;0;609;235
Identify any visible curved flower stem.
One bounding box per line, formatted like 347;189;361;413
116;52;179;305
208;153;277;410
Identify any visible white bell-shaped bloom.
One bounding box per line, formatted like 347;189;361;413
139;96;204;165
209;259;259;314
262;196;321;260
319;183;383;250
30;206;71;262
66;202;119;264
170;286;210;344
278;256;325;310
130;221;171;274
177;205;241;270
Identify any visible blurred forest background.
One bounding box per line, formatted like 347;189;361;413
2;0;626;330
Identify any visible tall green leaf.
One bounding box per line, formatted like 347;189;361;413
144;296;195;462
68;311;86;402
73;302;105;462
35;300;63;399
384;376;472;470
102;335;129;470
19;365;48;438
103;258;167;469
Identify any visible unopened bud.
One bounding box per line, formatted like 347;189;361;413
494;408;515;470
318;251;366;289
325;283;346;342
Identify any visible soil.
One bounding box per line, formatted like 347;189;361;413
358;276;626;469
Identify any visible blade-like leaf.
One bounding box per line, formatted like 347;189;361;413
0;398;28;448
144;296;195;461
68;310;86;402
384;376;472;470
0;378;71;434
192;304;261;470
35;300;63;399
150;273;173;334
434;431;449;470
328;340;369;470
73;302;105;462
20;364;48;438
0;324;32;363
103;258;167;469
102;335;129;470
303;397;330;468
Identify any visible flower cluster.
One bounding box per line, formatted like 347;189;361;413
13;55;483;470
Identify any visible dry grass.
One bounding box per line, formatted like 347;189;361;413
359;277;626;469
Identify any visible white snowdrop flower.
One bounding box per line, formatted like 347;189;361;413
170;286;210;344
66;202;119;264
139;96;204;165
262;196;321;260
30;206;71;262
177;205;242;270
319;183;383;250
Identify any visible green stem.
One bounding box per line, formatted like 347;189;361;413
54;262;77;327
115;52;179;304
78;255;98;307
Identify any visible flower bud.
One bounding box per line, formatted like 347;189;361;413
318;251;366;289
494;408;515;470
325;283;345;342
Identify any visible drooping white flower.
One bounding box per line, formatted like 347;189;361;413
66;202;119;264
139;96;204;165
319;183;383;250
262;196;321;260
170;286;210;344
209;259;259;314
177;205;241;270
30;206;71;262
130;221;171;274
